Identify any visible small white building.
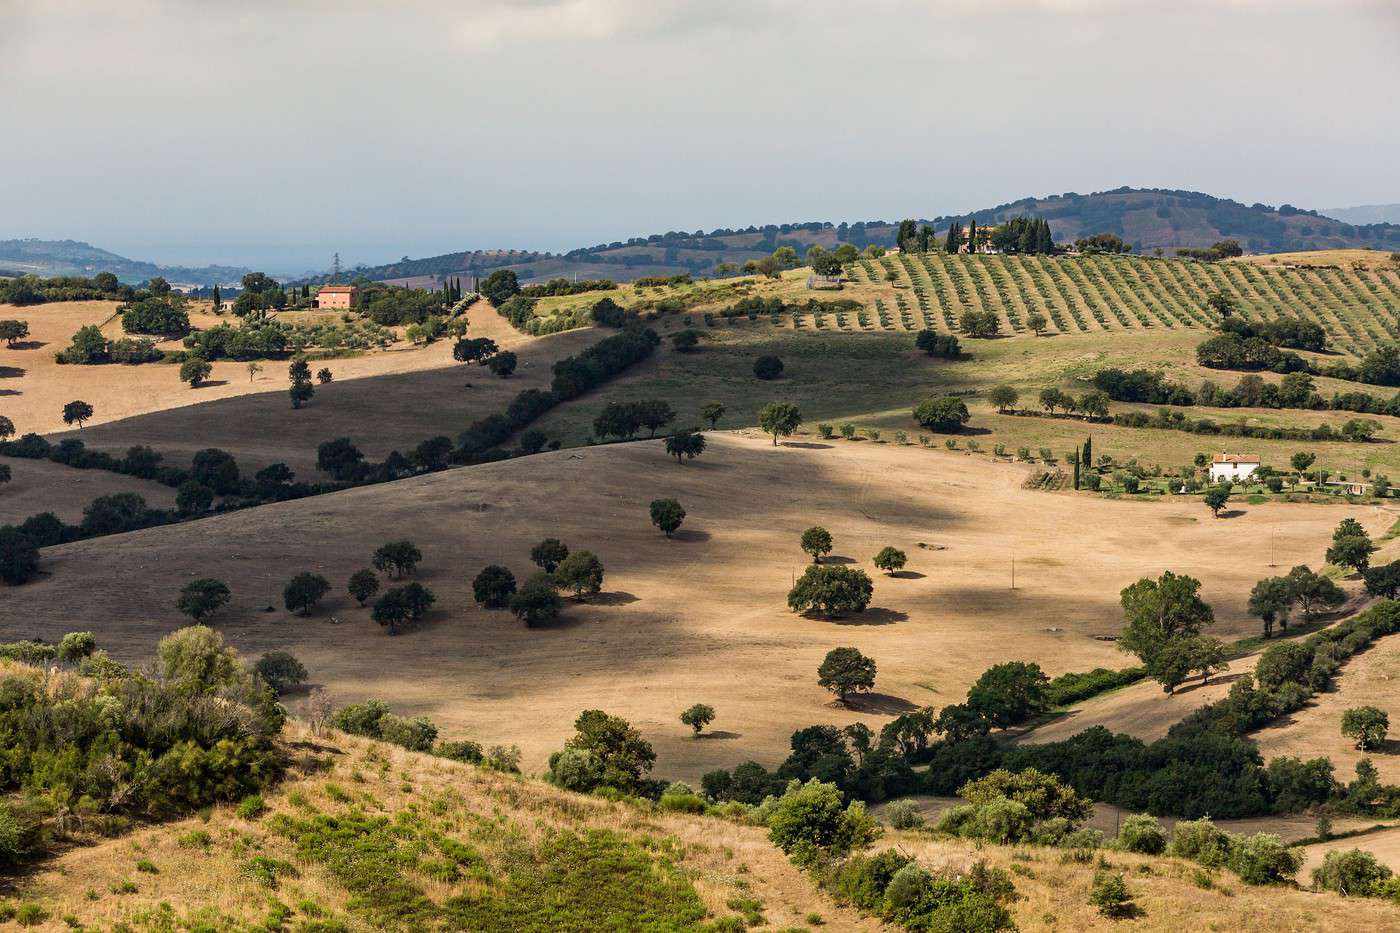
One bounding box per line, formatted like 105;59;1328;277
1209;453;1260;483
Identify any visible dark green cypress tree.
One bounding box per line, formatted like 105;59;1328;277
967;219;978;253
897;219;917;253
1083;436;1092;473
212;284;221;309
945;221;963;253
1074;457;1080;490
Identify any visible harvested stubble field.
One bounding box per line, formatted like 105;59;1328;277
0;455;176;525
14;302;598;477
1253;626;1400;787
0;300;451;435
2;433;1378;784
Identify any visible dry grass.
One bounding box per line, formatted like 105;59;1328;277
0;455;176;525
1233;249;1400;271
0;433;1379;786
1253;630;1400;787
887;830;1400;932
21;302;598;475
11;720;1400;932
11;723;876;932
0;299;576;453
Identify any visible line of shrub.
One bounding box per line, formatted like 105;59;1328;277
1044;666;1146;707
1096;366;1400;419
456;325;659;456
520;277;615;297
0;326;661;577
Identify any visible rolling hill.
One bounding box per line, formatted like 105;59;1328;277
1323;204;1400;226
0;238;248;285
293;188;1400;287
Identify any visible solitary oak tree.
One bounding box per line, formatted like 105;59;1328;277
650;498;686;537
700;402;726;430
788;565;874;618
177;578;231;622
873;547;907;575
62;400;94;428
758;401;802;446
1204;484;1232;518
1342;706;1389;750
800;526;833;563
680;703;716;736
664;429;706;464
284;572;331;616
818;647;877;705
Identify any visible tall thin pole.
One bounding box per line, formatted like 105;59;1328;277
1010;552;1016;590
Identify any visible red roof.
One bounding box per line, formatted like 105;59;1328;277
1211;454;1260;464
319;285;356;293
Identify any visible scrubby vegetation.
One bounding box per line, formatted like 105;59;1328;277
0;627;284;866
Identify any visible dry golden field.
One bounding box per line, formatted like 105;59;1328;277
1;433;1380;785
3;301;599;476
0;298;558;437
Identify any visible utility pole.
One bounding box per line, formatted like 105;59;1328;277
332;252;342;281
1010;551;1016;590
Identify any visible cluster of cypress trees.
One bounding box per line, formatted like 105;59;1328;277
895;214;1057;256
442;277;464;303
990;216;1056;254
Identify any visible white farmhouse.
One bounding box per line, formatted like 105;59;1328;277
1209;453;1260;483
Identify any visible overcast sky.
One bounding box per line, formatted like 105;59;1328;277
2;0;1397;273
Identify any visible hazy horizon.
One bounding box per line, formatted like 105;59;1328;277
2;0;1398;273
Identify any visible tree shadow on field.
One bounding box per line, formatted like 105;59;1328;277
843;692;919;715
196;380;230;389
1171;671;1247;696
699;730;742;741
1215;509;1247;519
887;570;926;580
670;528;711;543
592;591;638;606
9;341;45;351
0;366;25;378
782;442;834;450
830;607;907;626
0;389;19;396
821;555;858;565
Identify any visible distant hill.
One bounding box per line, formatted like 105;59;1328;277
1322;203;1400;226
295;187;1400;287
0;238;248;286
